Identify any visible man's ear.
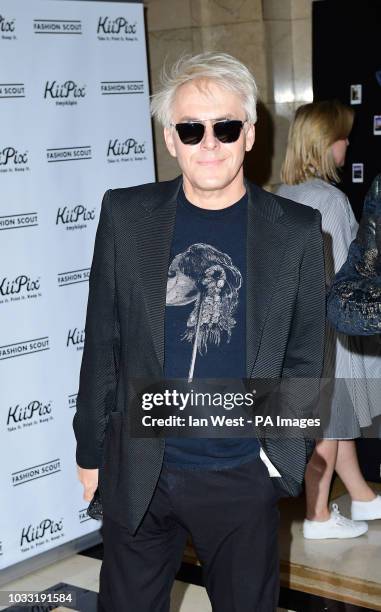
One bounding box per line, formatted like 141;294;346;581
164;127;177;158
245;123;255;152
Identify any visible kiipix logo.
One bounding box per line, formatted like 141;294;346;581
66;327;85;351
0;146;29;173
97;16;138;41
0;274;41;304
0;14;16;40
56;204;96;231
19;516;65;553
44;80;86;106
6;399;53;433
107;137;147;163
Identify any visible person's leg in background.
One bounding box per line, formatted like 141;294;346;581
335;439;376;501
335;439;381;520
303;438;373;538
305;439;338;521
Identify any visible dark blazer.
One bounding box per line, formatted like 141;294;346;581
73;175;325;534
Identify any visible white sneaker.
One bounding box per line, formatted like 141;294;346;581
303;503;368;539
351;494;381;520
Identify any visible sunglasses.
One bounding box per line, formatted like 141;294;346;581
171;119;248;145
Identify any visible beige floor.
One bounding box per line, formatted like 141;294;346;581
0;553;292;611
1;489;380;611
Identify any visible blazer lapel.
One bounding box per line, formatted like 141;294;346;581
246;181;289;378
131;176;182;370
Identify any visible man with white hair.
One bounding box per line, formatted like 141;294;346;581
73;53;325;611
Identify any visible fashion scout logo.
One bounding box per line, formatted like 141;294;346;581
97;16;138;41
12;459;61;487
0;337;50;360
107;137;147;163
44;80;86;105
46;146;92;162
68;392;78;409
0;83;25;99
0;274;41;304
33;19;82;34
79;507;92;523
56;204;96;231
0;146;29;173
66;327;85;351
100;80;144;95
0;14;16;39
6;399;53;433
58;268;90;287
19;516;65;553
0;212;38;231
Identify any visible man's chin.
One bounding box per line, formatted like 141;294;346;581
191;175;232;192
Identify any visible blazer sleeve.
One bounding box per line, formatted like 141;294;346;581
282;209;326;378
280;210;326;465
72;189;120;468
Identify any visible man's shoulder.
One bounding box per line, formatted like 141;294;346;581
274;191;320;224
247;180;320;228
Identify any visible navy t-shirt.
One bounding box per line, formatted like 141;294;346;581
163;185;260;468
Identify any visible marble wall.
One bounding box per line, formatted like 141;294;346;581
144;0;314;191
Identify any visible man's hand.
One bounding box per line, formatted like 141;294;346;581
77;465;99;501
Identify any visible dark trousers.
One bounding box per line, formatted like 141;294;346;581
97;455;280;612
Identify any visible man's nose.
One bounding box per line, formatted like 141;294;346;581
201;123;219;149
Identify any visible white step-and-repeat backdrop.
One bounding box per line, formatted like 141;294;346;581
0;0;154;571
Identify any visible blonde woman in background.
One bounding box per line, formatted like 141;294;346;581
277;100;381;539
